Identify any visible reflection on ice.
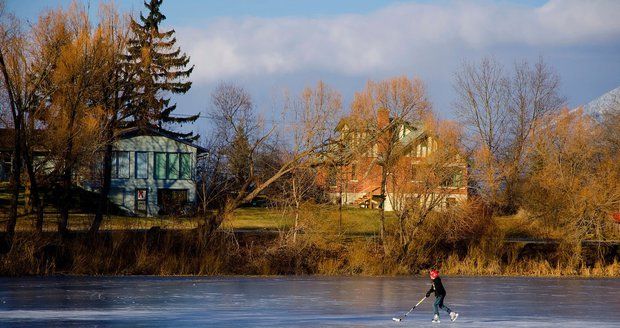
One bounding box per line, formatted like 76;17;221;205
0;276;618;327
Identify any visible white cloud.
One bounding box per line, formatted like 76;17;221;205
177;0;620;84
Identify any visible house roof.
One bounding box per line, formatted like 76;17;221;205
335;115;426;148
0;126;208;154
116;126;208;154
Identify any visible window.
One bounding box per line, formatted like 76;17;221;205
452;171;463;187
350;163;357;181
154;152;193;180
441;171;464;187
180;153;192;180
168;153;180;179
154;152;167;179
419;138;429;157
135;152;148;179
112;151;130;179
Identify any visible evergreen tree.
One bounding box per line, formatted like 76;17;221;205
125;0;198;140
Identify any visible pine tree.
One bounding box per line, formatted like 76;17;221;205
125;0;198;140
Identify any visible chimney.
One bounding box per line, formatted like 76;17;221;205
377;108;390;129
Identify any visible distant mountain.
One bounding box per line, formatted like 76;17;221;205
583;86;620;121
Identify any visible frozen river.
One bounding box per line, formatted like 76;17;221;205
0;276;618;327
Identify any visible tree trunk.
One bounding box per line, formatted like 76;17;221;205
58;169;71;236
6;121;21;245
59;105;78;237
292;177;299;243
0;50;22;247
23;145;44;233
379;166;387;242
90;140;113;234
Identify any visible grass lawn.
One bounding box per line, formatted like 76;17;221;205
2;206;394;235
222;206;395;235
3;204;577;240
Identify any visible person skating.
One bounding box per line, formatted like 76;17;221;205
426;269;458;323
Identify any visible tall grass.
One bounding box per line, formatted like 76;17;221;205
1;205;618;277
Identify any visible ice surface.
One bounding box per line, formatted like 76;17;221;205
0;276;618;327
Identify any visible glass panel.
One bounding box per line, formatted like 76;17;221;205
453;172;463;187
135;152;148;179
154;153;166;179
180;153;191;180
118;152;130;179
168;153;179;180
111;152;119;179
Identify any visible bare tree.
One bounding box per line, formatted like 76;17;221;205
349;76;429;241
454;56;564;213
503;58;564;211
389;117;467;255
0;2;59;240
202;81;341;236
283;81;342;241
454;57;509;155
0;2;22;244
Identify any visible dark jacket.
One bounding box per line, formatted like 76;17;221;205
426;277;446;297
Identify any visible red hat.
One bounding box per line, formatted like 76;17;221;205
429;269;439;279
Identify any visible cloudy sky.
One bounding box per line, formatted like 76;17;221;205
8;0;620;133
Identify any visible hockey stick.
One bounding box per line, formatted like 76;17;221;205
392;296;427;322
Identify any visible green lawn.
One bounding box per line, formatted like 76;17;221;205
223;206;394;235
2;206;392;235
4;203;570;240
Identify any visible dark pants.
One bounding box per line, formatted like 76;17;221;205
433;295;452;316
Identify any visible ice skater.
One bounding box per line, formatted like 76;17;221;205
426;269;458;323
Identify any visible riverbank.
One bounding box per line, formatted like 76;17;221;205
1;228;618;277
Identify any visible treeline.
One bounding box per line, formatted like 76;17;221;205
1;0;619;275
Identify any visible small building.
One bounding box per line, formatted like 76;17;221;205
96;126;207;216
0;126;206;217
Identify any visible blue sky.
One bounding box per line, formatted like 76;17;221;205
7;0;620;135
10;1;549;21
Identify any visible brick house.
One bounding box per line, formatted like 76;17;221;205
318;108;467;211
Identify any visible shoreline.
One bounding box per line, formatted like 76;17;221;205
2;272;618;279
1;229;618;278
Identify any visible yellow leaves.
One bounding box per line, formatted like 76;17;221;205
33;2;119;164
523;107;619;238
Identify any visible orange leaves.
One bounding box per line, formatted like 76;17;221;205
524;108;620;239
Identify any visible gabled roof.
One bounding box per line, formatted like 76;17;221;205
335;115;426;147
116;126;208;154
